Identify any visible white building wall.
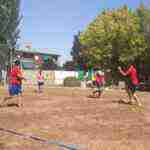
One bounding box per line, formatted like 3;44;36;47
22;70;78;86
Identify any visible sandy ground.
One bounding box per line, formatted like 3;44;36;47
0;87;150;150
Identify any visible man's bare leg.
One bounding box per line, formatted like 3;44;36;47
17;94;23;107
124;85;134;104
0;96;13;107
97;90;102;98
133;93;142;106
118;85;133;104
93;90;98;97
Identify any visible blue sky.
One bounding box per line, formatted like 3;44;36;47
20;0;149;64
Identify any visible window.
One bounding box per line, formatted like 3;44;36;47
22;61;36;70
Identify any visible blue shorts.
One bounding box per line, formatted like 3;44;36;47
9;84;22;96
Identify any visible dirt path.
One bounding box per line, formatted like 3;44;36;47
0;87;150;149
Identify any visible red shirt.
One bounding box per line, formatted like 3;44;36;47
95;74;104;85
126;65;139;85
9;66;22;85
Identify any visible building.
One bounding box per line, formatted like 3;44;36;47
15;48;60;70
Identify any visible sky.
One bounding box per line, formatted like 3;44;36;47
20;0;149;64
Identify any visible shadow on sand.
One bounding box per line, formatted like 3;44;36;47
112;99;132;105
87;95;100;99
0;103;19;108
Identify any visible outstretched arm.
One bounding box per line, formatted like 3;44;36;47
118;66;127;76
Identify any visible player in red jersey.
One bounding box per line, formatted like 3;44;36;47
1;60;25;107
92;71;105;98
118;64;142;106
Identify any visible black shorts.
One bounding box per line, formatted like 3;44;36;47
128;83;139;93
38;82;44;86
96;83;104;91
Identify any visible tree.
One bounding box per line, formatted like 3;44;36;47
71;31;89;70
71;31;81;63
63;61;76;71
137;3;150;36
79;6;146;81
137;3;150;62
134;4;150;80
0;0;21;69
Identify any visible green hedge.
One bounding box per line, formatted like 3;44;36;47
63;77;81;87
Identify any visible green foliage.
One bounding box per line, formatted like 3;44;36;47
63;61;76;71
71;31;88;68
64;77;78;82
63;77;81;87
76;4;150;83
71;32;81;64
0;0;21;68
137;3;150;64
80;6;146;67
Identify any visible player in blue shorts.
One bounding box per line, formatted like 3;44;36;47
1;60;25;107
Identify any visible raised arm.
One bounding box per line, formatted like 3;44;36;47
118;66;128;76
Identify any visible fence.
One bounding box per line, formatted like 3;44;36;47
23;70;78;86
0;69;105;87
